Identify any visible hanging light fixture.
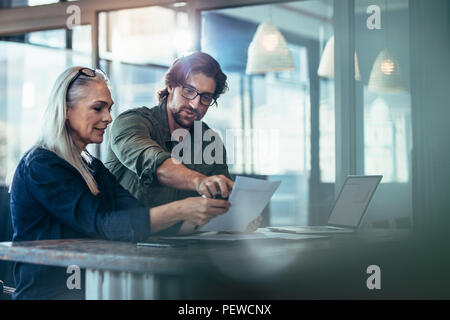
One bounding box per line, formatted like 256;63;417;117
368;0;407;94
317;36;361;80
246;21;295;74
368;49;406;93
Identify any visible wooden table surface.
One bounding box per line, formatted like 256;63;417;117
3;229;450;299
0;229;410;275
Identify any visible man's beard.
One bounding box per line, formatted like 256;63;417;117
172;106;201;129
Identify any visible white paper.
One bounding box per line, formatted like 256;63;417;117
161;232;273;241
160;229;328;241
200;176;281;232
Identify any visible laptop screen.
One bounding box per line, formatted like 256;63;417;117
327;175;382;228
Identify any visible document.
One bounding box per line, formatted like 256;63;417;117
160;230;328;241
200;176;281;232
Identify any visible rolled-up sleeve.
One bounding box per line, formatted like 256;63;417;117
26;158;151;242
109;111;171;186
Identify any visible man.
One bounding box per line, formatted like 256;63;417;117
105;52;246;234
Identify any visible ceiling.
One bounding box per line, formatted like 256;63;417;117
213;0;408;41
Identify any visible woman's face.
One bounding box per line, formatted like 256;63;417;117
66;81;114;151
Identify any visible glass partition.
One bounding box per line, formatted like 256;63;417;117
97;5;189;160
0;26;91;185
354;0;412;229
1;0;59;9
0;0;417;230
201;1;334;226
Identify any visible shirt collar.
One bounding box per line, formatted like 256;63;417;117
158;99;172;143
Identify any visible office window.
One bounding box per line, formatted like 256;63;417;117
27;29;65;48
98;6;189;161
99;6;189;66
364;97;410;183
319;79;335;183
1;0;59;8
0;26;91;185
198;73;244;172
354;0;412;227
201;1;334;226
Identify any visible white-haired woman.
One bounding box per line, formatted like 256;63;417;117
9;67;231;300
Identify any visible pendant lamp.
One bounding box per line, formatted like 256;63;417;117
246;21;295;74
317;36;361;80
368;49;406;93
368;0;407;94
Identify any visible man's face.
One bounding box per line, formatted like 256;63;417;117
167;72;216;129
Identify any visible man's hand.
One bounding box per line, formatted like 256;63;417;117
179;197;230;227
156;159;233;197
196;175;234;198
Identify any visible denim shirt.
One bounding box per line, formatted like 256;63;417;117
9;147;151;299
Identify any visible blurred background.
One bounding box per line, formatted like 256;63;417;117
0;0;449;287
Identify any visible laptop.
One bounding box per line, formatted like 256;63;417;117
268;175;382;234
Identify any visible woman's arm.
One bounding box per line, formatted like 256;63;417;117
149;197;230;234
24;155;151;242
105;164;228;235
24;153;230;240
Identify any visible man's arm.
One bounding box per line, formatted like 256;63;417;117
110;110;233;197
109;110;171;186
156;158;203;191
155;122;234;197
156;158;233;198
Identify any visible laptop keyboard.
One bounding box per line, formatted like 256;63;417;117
268;226;352;233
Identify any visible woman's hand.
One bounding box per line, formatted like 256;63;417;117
180;197;230;227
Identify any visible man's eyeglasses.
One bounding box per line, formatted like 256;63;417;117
178;83;216;107
67;68;106;91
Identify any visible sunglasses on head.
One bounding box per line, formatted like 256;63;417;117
67;67;107;91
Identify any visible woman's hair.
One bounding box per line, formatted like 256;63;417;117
35;66;109;195
157;51;228;104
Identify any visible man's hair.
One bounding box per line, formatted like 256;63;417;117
158;51;228;104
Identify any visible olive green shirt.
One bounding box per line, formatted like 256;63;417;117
104;102;231;209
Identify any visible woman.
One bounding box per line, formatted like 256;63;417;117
9;67;233;299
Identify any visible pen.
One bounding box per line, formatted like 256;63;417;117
201;194;229;200
136;242;174;248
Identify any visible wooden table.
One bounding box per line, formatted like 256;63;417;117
2;229;440;299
